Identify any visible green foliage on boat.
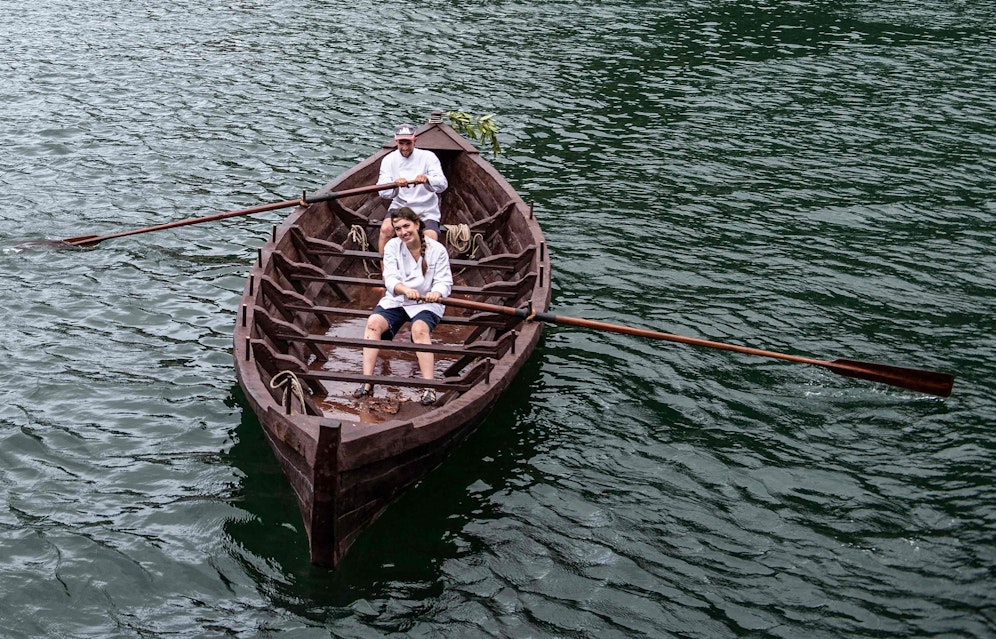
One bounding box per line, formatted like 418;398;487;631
445;111;501;156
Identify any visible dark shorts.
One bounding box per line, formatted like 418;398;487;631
423;218;441;235
373;305;442;340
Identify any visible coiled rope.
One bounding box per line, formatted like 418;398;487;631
270;371;306;414
348;224;380;278
444;223;485;274
444;223;471;253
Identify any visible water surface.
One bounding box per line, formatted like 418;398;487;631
1;1;993;637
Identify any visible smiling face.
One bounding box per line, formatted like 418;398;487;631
396;137;415;157
392;217;421;247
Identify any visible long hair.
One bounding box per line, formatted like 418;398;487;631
390;207;429;276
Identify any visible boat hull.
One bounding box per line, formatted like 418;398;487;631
234;115;550;566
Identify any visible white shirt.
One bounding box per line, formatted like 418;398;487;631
378;236;453;318
377;148;448;222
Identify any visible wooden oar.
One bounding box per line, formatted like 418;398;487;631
61;180;409;248
439;297;955;397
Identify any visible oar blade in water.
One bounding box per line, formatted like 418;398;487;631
828;359;954;397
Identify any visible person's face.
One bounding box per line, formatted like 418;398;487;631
396;138;414;157
393;218;420;244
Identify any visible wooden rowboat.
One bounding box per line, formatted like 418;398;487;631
232;112;551;567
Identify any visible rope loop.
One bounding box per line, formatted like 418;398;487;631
348;224;380;278
467;232;485;261
270;371;307;414
444;223;472;254
348;224;370;250
525;301;537;322
443;224;485;276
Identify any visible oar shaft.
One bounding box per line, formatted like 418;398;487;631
305;180;407;204
439;296;954;397
62;180;405;247
445;297;829;365
63;199;299;246
541;312;829;366
548;314;954;396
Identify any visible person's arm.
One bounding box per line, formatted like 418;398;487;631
420;151;448;193
382;241;404;293
424;242;453;301
378;155;399;200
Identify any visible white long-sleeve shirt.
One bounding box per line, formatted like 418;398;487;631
377;148;448;223
378;236;453;319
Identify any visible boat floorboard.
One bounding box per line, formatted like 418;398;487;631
306;309;482;424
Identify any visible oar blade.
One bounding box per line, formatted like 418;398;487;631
64;236;101;248
829;359;954;397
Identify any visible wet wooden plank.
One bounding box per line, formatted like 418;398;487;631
271;331;514;359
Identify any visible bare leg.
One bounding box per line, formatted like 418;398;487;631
378;218;394;253
411;319;435;380
425;228;438;243
361;314;389;379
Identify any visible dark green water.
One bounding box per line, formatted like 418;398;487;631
2;1;993;637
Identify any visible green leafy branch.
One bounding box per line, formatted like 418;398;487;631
446;111;502;156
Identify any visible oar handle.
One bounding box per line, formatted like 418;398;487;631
438;296;955;397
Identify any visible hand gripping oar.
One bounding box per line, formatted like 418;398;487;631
439;297;955;398
61;180;410;248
